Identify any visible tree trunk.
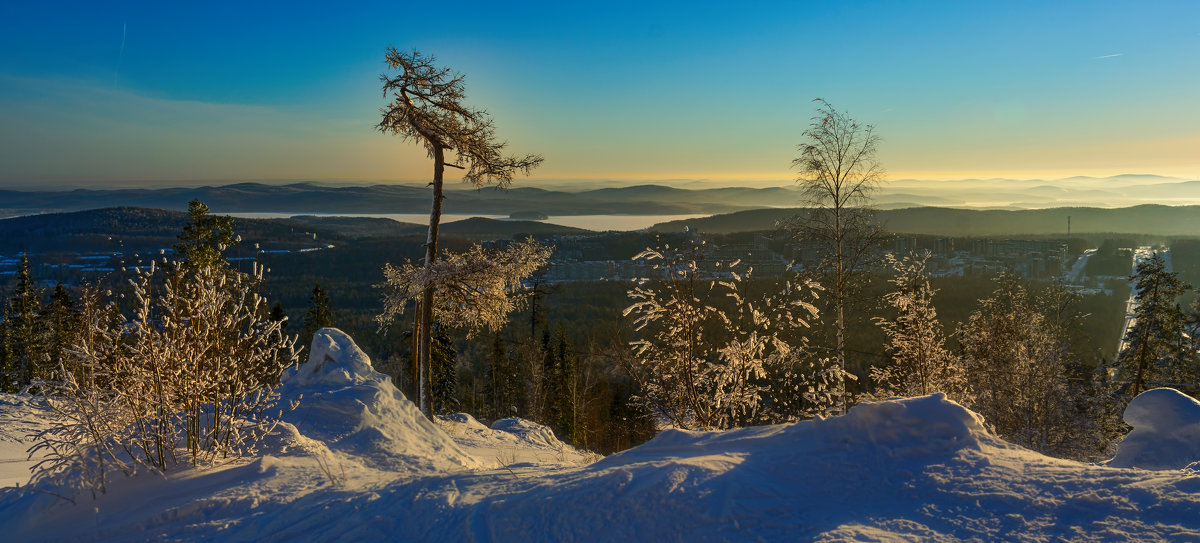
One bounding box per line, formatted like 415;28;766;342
835;204;847;416
418;145;447;419
410;299;420;402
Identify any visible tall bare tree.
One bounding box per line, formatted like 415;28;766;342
790;99;887;415
377;48;543;417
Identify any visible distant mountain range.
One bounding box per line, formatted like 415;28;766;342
651;205;1200;236
0;182;798;218
3;176;1199;219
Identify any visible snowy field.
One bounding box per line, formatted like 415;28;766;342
1;329;1199;542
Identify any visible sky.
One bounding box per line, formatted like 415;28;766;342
0;1;1198;189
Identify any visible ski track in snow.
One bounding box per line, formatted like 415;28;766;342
0;328;1198;542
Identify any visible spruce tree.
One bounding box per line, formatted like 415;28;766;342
41;282;77;383
301;283;334;351
0;301;11;390
269;302;287;326
6;254;43;390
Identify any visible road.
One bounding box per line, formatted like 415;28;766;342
1062;248;1096;283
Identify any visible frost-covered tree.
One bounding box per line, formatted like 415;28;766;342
788;99;888;415
377;47;543;418
379;236;551;414
958;272;1086;455
623;236;821;430
870;252;963;399
380;239;551;336
1117;251;1194;396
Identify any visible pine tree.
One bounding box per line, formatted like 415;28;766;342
870;252;962;399
1117;251;1194;396
301;283;334;352
377;48;543;419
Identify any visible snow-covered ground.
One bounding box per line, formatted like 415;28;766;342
1;328;1199;541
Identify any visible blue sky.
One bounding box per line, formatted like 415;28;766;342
1;1;1197;187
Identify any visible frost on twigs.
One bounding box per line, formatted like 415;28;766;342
623;236;824;430
378;238;552;336
28;262;298;500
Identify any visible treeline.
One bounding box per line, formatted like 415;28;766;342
0;205;1162;463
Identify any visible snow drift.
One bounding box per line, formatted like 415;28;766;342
2;330;1199;541
1109;387;1200;470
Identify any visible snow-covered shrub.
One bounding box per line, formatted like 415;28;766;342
29;261;298;498
623;237;822;429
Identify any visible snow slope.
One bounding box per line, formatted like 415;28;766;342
0;329;1197;541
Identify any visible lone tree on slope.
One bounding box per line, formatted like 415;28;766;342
789;99;888;415
377;48;543;418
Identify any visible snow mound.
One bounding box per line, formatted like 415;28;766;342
285;327;377;387
601;393;993;468
436;413;597;467
1109;387;1200;470
491;417;571;451
276;328;480;472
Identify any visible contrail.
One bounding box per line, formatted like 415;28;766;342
1093;53;1122;60
115;22;126;87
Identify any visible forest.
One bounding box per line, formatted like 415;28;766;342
4;192;1191;461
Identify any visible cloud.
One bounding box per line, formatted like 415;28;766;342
1093;53;1123;60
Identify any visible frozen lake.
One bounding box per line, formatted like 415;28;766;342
228;213;710;232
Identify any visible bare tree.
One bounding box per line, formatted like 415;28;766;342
789;99;887;415
377;48;543;418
